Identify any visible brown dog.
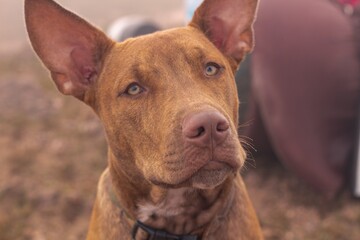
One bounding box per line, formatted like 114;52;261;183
25;0;262;239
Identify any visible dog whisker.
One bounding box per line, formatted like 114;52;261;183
237;119;254;129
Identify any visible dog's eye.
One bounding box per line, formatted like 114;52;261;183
204;62;221;76
125;83;144;96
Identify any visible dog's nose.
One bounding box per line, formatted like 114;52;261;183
182;111;230;147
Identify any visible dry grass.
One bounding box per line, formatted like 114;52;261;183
0;48;359;240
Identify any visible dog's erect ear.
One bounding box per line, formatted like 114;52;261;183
25;0;114;100
189;0;259;67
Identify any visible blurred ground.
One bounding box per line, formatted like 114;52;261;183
1;0;360;240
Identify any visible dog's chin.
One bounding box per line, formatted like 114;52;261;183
149;162;236;190
188;165;234;189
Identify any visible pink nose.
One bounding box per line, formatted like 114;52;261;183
182;111;230;147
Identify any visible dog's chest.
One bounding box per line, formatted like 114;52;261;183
136;188;216;234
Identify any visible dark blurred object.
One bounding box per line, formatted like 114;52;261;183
335;0;360;199
236;56;252;124
245;0;360;198
107;16;160;42
354;107;360;198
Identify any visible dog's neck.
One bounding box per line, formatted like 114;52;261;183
136;184;234;236
108;151;235;237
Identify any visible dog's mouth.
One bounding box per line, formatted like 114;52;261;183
149;160;237;189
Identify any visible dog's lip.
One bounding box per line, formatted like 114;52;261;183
201;160;231;171
214;157;241;169
149;160;235;189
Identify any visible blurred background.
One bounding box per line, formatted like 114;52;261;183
0;0;360;239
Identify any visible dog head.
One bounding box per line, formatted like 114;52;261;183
25;0;259;189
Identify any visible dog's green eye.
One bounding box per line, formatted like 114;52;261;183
125;83;143;95
205;63;221;76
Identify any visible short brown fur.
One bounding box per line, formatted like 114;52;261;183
24;0;263;239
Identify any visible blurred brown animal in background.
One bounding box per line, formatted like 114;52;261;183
24;0;262;239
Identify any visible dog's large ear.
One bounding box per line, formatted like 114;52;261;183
189;0;259;68
25;0;114;100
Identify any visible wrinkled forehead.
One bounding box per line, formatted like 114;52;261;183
111;27;226;69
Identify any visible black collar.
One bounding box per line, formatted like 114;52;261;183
132;220;199;240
